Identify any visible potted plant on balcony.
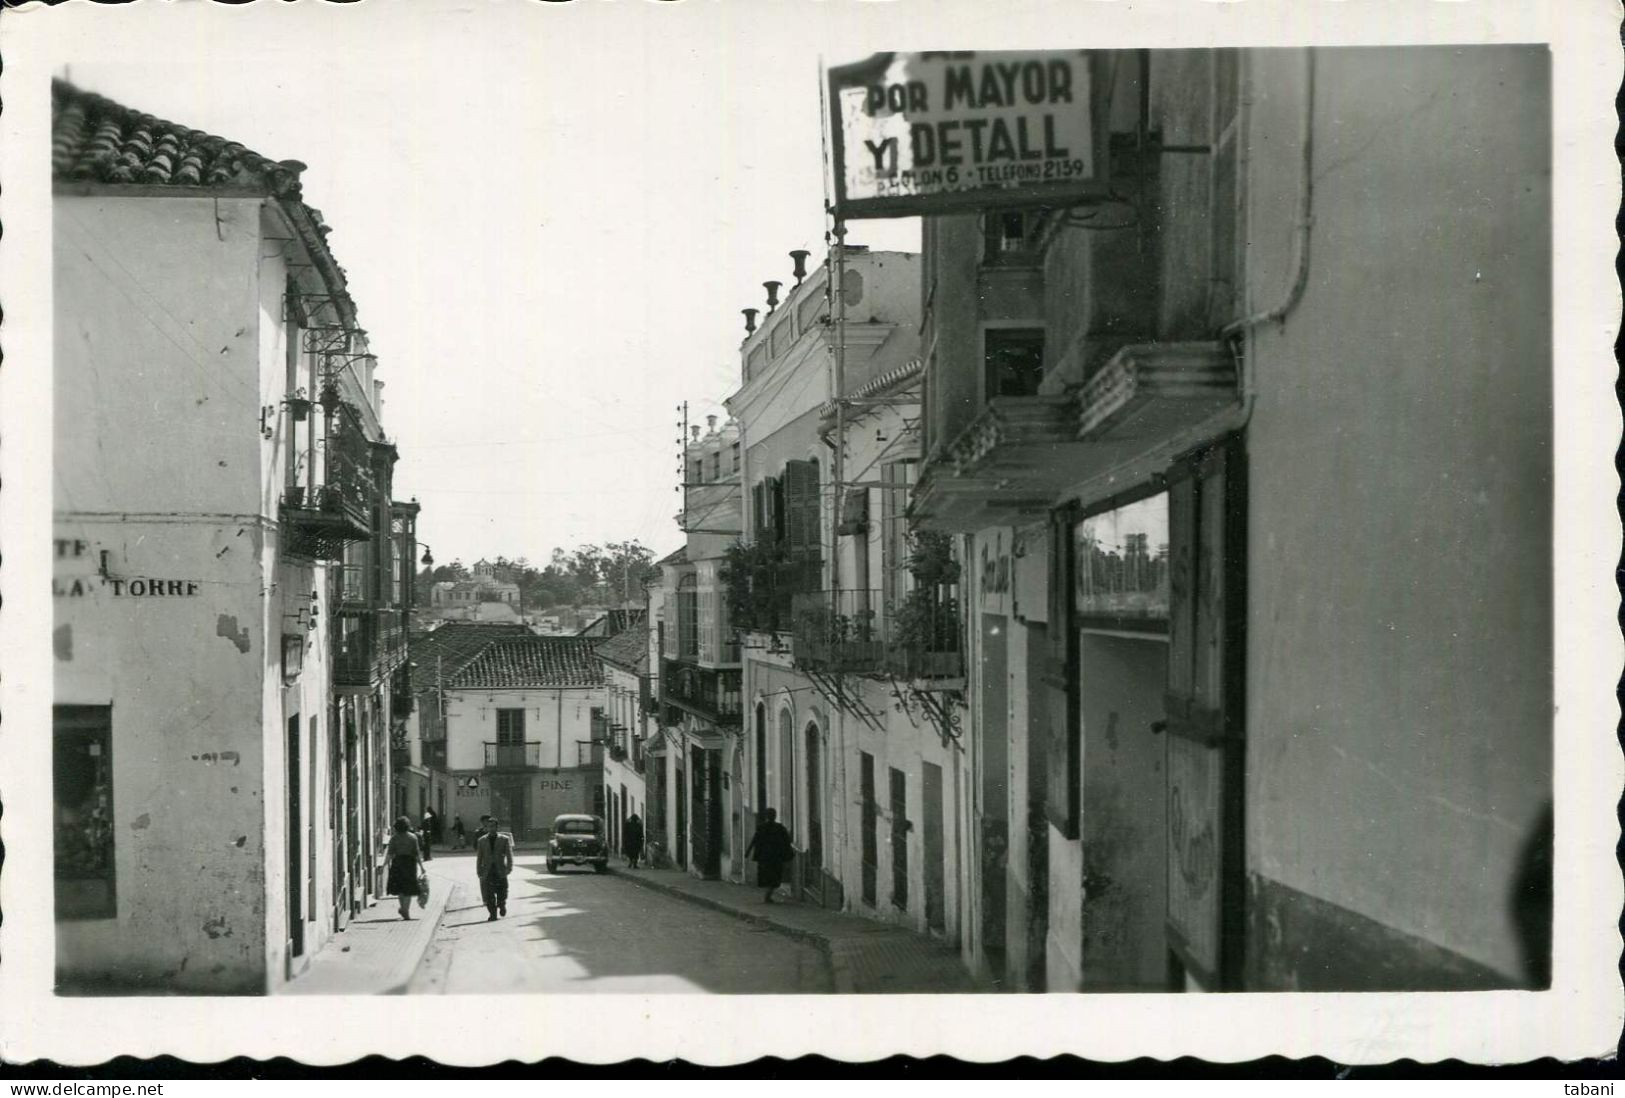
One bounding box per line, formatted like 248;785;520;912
891;531;963;680
721;540;788;633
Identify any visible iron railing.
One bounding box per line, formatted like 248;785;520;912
660;659;742;724
484;741;542;768
790;587;964;680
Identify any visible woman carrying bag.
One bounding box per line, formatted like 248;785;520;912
385;815;426;920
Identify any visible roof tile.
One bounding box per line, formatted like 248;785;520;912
450;637;604;690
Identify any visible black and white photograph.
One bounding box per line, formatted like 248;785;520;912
0;0;1618;1069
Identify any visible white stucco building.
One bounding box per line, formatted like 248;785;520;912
52;80;413;992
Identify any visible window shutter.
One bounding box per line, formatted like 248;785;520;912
783;460;820;556
1042;505;1079;840
752;481;766;541
1163;434;1246;990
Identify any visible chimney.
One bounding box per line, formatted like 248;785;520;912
763;280;782;313
790;250;810;286
742;308;759;335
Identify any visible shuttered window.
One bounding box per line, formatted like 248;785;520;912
1163;434;1246;990
782;459;821;557
1042;504;1080;839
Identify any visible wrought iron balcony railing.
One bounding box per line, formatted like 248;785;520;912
790;587;964;681
485;741;542;769
660;659;742;725
333;607;407;687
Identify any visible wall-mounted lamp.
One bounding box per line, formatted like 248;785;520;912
420;545;435;567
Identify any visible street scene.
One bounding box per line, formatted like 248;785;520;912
38;3;1578;1020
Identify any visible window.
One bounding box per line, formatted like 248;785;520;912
496;708;526;743
55;705;115;920
678;575;699;658
731;442;741;475
982;209;1040;265
709;451;721;482
985;328;1046;399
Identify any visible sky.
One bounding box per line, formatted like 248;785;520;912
29;1;1086;567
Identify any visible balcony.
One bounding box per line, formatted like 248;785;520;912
390;745;411;770
660;659;742;726
791;588;964;682
282;400;377;560
912;343;1237;533
485;741;542;769
721;546;822;635
281;485;372;561
333;607;407;688
576;741;604;769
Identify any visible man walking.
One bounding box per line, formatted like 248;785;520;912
624;812;645;869
475;815;514;921
745;807;793;904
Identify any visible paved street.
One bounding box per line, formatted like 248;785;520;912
405;852;833;994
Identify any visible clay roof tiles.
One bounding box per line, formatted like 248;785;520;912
595;620;650;674
450;637;604;690
52;81;308;196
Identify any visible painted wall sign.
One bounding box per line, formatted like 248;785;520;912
827;51;1108;219
54;537;201;599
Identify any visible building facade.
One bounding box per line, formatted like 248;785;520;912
595;619;651;856
439;636;604;842
910;46;1552;991
658;419;744;879
51;80;415;992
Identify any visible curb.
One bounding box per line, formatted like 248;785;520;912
610;869;855;991
381;874;453;994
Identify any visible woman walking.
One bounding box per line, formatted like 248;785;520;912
385;815;425;920
745;807;793;904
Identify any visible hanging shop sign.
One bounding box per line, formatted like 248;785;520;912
827;51;1109;219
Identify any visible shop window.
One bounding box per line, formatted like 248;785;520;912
1074;491;1171;633
985;328;1046;399
54;705;116;920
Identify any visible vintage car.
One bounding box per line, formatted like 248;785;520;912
547;813;608;873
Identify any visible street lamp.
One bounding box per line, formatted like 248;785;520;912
420;545;435;567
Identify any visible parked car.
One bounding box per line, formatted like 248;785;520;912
547;813;608;873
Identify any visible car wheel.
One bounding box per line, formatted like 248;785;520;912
547;859;557;874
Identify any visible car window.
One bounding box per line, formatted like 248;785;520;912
556;820;597;834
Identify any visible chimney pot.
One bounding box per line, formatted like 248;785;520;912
790;250;811;285
742;307;759;335
763;281;782;312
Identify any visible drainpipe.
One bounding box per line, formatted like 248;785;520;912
1222;48;1316;341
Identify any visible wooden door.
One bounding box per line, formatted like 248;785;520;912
1164;436;1247;990
889;766;909;911
921;761;945;932
286;714;304;959
860;752;878;907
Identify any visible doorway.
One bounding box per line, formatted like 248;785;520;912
889;766;909;911
1077;632;1169;990
922;761;946;932
804;723;823;874
286;714;304;960
860;752;878;907
490;774;529;842
979;613;1009;981
674;760;687;870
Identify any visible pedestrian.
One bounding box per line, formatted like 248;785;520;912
475;814;514;921
420;806;437;861
624;812;644;869
385;815;425;921
745;807;793;904
452;815;466;850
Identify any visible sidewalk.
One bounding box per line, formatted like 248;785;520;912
612;866;991;993
282;860;455;995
